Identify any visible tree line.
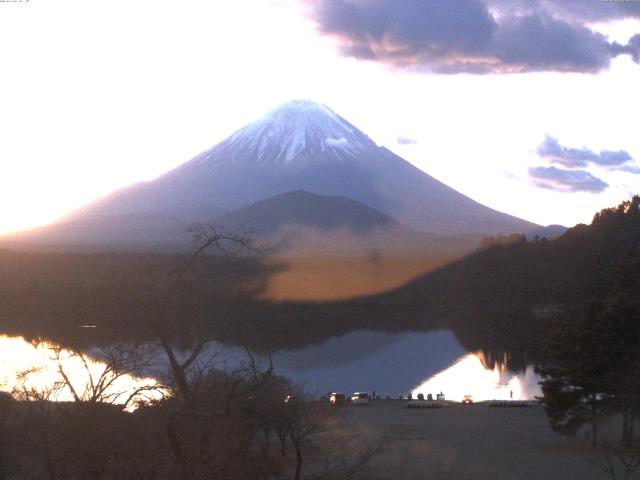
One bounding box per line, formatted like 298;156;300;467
536;197;640;479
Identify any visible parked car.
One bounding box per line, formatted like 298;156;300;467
462;394;474;405
351;392;370;405
329;392;346;405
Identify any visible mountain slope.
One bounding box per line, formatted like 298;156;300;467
1;214;192;252
376;196;640;319
72;100;537;236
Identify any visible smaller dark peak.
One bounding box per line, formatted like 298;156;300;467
267;189;321;200
243;190;360;209
219;190;398;236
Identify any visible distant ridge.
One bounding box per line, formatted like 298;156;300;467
525;224;568;240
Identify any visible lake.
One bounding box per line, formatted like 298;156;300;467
0;329;541;405
271;329;541;401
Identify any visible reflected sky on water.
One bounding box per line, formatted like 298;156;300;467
0;335;163;409
271;329;541;400
412;354;541;402
0;329;540;405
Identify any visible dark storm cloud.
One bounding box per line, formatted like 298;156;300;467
492;13;614;73
397;136;418;145
537;136;633;168
306;0;640;73
529;166;609;193
311;0;497;68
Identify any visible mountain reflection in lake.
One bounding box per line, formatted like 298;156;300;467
272;330;465;397
270;329;540;400
0;331;541;406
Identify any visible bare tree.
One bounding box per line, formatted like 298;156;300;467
48;343;162;410
9;368;68;480
588;439;640;480
128;223;257;400
0;392;20;480
285;401;328;480
180;222;255;281
11;366;65;403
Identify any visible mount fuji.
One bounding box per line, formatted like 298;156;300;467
5;100;537;250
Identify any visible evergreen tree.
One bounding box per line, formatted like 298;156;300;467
538;301;640;446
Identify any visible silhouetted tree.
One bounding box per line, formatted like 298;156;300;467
588;438;640;480
538;301;640;446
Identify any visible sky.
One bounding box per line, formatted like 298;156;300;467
1;0;639;234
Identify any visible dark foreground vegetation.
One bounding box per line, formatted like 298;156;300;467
0;227;397;480
0;342;397;480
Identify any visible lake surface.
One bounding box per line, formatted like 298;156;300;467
0;329;541;404
0;335;162;408
271;329;541;401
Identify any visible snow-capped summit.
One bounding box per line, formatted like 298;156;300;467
197;100;377;168
251;99;358;141
65;100;537;236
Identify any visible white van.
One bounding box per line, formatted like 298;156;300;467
351;392;370;405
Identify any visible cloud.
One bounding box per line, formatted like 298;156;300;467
619;165;640;175
625;34;640;64
492;13;615;73
305;0;640;73
310;0;497;70
487;0;640;23
529;166;608;193
536;135;633;168
325;137;349;147
397;136;418;145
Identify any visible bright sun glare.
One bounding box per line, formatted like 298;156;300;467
0;335;164;410
412;353;541;402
